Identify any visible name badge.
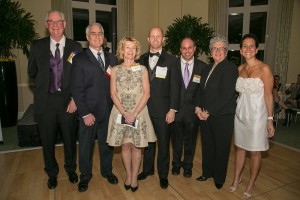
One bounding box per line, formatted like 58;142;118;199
131;65;142;72
193;75;201;83
155;66;168;79
106;66;112;78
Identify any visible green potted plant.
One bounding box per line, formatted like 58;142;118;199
164;14;214;57
0;0;38;127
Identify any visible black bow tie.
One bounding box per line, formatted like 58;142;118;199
149;52;160;57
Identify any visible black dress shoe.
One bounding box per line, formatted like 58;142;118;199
124;183;131;190
103;173;118;184
172;167;180;176
78;180;89;192
47;177;57;189
137;171;154;180
215;183;223;189
183;170;192;178
160;178;169;189
196;176;209;181
131;185;139;192
68;172;78;183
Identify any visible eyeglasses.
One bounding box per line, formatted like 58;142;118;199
90;32;104;37
47;20;64;25
211;47;226;52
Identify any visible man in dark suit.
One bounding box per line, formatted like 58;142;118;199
71;23;118;192
171;37;206;178
28;10;82;189
137;27;180;189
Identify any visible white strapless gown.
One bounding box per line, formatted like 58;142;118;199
234;77;269;151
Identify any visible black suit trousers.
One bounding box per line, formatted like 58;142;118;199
142;116;171;178
78;109;114;181
171;117;199;170
37;93;77;178
199;114;234;184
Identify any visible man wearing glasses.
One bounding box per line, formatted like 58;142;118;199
71;23;118;192
28;10;82;189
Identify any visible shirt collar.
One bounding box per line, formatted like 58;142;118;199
89;47;104;58
150;49;162;54
181;56;194;65
50;35;66;47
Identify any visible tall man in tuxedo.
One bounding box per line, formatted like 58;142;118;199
28;10;82;189
71;23;118;192
171;37;206;178
138;27;180;189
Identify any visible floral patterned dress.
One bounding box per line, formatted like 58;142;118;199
107;64;156;147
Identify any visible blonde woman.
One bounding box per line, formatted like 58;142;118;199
107;37;156;192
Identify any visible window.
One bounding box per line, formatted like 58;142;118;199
96;10;112;42
227;0;268;66
72;0;116;48
73;8;89;42
228;13;243;44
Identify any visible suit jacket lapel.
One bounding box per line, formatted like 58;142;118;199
177;61;185;88
186;64;196;90
86;48;102;70
156;52;165;67
143;53;150;68
62;39;72;88
103;51;111;70
142;53;153;81
188;61;200;89
40;38;51;83
63;39;72;62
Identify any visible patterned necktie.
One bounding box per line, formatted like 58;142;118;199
55;43;60;62
97;52;105;71
184;62;189;88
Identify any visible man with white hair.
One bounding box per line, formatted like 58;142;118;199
28;10;82;189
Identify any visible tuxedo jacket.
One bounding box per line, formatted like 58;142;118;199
71;48;118;122
196;58;238;117
139;50;180;118
28;37;83;114
175;58;206;122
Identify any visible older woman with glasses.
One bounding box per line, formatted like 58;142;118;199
195;35;238;189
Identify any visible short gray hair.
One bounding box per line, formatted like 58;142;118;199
86;23;104;35
45;10;65;21
209;35;229;50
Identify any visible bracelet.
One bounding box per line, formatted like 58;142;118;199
122;110;127;116
267;116;273;120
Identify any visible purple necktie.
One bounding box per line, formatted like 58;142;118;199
184;62;189;88
97;52;105;72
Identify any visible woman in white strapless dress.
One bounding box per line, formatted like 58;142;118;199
228;34;275;199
